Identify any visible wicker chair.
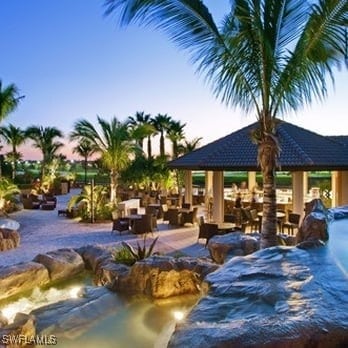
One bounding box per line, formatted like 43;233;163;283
198;222;219;247
112;218;130;235
21;197;40;209
181;207;198;226
132;214;155;235
282;213;301;235
167;208;182;227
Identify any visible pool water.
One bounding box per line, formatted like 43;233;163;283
327;218;348;276
50;294;199;348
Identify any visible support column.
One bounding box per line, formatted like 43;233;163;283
337;171;348;206
205;171;213;208
292;171;305;219
213;171;224;223
248;171;257;191
331;171;338;208
184;170;192;206
303;172;308;198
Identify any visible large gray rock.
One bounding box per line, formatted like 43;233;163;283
0;262;49;300
168;245;348;347
0;313;36;348
297;199;329;245
113;256;218;298
208;232;260;264
0;228;20;252
75;244;112;272
32;286;123;340
94;259;130;288
33;248;85;282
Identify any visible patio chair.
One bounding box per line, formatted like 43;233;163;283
181;203;191;210
282;213;301;235
132;214;154;235
198;222;219;247
112;217;130;235
162;204;170;222
181;207;198;226
167;208;182;227
21;197;40;209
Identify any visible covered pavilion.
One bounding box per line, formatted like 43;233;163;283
168;119;348;223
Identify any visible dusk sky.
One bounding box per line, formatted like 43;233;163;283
1;0;347;160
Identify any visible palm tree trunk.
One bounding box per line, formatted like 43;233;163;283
110;170;118;205
147;136;152;158
160;132;165;157
259;135;278;248
11;162;16;180
84;156;88;185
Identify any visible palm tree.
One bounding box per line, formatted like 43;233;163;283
0;124;26;179
0;80;24;177
70;116;137;205
152;113;172;157
105;0;348;248
167;120;186;159
127;111;157;158
25;126;64;182
179;137;202;156
0;80;24;123
72;139;96;185
127;111;150;148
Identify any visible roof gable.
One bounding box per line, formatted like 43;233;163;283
169;120;348;171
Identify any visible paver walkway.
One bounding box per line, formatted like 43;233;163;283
0;189;209;267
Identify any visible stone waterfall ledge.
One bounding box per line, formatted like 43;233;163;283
168;246;348;347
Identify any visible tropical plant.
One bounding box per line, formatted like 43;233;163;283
0;177;20;215
0;80;24;177
152;113;172;157
105;0;348;248
127;111;156;158
72;139;96;184
0;80;24;123
178;137;202;156
25;126;64;183
121;235;159;262
68;184;111;222
112;245;137;266
0;124;26;179
70;116;138;205
167;120;186;159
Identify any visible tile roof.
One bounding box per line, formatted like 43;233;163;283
168;120;348;171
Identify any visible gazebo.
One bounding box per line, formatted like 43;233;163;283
168;119;348;223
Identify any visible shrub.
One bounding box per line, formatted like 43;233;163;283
121;235;159;262
112;246;136;266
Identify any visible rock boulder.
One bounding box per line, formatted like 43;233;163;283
0;313;36;348
297;199;329;244
33;248;85;282
0;262;49;300
208;232;260;264
168;245;348;347
112;256;218;298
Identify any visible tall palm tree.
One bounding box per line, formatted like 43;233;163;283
0;124;26;179
127;111;151;148
0;80;24;177
152;113;172;157
25;126;64;182
0;80;24;123
70;116;137;204
127;111;157;158
105;0;348;248
179;137;202;156
72;139;96;185
167;120;186;159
